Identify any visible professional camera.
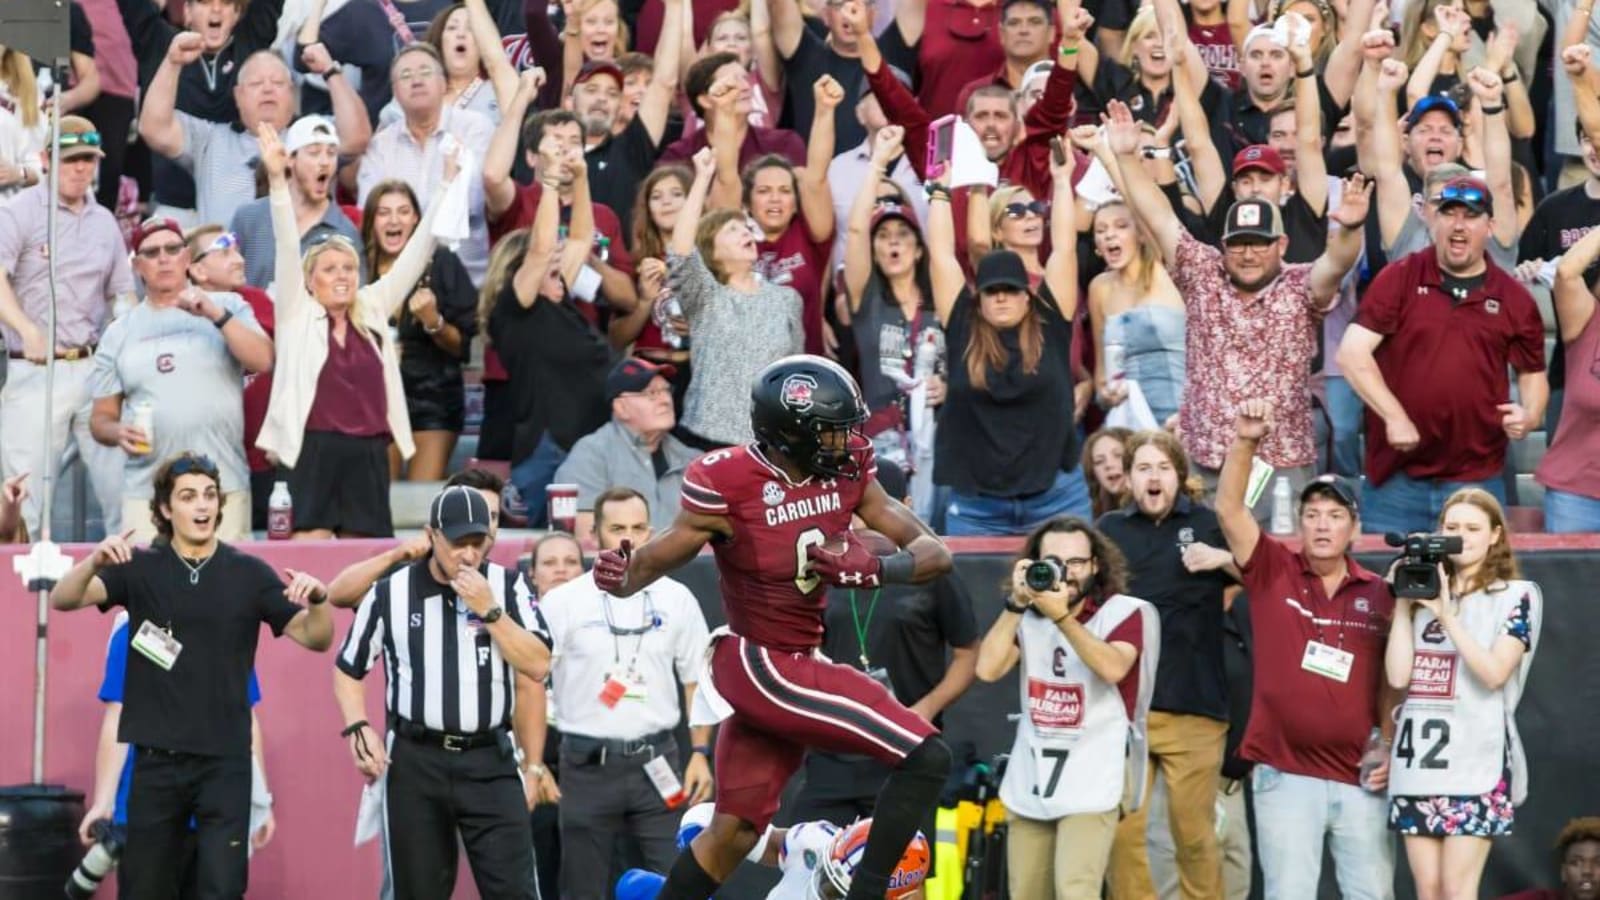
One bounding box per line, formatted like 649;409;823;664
65;818;123;898
1024;558;1065;592
1384;532;1464;599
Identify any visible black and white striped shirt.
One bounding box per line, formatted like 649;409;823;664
336;560;550;734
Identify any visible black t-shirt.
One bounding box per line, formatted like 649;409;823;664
1097;498;1232;721
586;116;662;235
488;282;612;460
779;23;913;153
1207;76;1347;162
394;247;479;401
805;573;979;800
98;543;299;757
935;284;1076;497
1518;184;1600;391
1198;187;1327;264
69;2;94;57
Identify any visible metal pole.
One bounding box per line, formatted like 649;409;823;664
32;60;66;785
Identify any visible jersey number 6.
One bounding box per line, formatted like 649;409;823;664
795;527;826;593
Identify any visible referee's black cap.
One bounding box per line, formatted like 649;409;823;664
430;485;493;541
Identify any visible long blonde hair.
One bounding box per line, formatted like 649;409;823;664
0;48;40;129
1116;7;1159;70
479;227;532;341
1093;201;1160;296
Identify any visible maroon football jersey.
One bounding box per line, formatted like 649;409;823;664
680;444;877;652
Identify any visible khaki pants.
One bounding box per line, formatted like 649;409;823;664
122;491;251;543
1147;776;1253;900
1006;807;1120;900
1107;712;1228;900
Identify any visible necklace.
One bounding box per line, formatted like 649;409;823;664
173;546;215;585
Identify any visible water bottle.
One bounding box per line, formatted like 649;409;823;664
1358;727;1387;792
1270;476;1294;535
267;481;293;541
913;328;940;381
661;294;687;349
1104;340;1127;386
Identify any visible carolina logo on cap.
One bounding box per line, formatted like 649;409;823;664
780;373;818;412
1236;205;1263;227
1244;147;1263;160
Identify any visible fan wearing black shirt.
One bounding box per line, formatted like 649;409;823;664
50;452;334;900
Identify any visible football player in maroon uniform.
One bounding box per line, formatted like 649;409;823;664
593;354;954;900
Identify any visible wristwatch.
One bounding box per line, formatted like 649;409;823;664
323;61;345;78
482;605;504;624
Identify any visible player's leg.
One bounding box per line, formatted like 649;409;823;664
724;639;951;900
654;716;801;900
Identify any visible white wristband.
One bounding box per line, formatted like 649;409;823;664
745;825;774;864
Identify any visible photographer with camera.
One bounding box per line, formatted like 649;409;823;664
1216;400;1401;899
1384;488;1542;900
975;516;1160;900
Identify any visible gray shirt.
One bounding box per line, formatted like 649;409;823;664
89;293;262;497
668;250;803;445
0;184;134;349
552;420;700;531
229;196;364;291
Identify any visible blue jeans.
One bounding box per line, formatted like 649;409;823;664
510;433;569;529
1324;376;1364;478
1250;764;1394;900
1545;487;1600;533
944;468;1092;536
1360;472;1507;535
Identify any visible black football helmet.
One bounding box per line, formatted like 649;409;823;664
750;355;871;479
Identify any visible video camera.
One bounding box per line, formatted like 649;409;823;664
1384;532;1463;599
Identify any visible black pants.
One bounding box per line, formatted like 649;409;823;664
121;749;251;900
556;739;681;900
82;92;134;211
385;733;537;900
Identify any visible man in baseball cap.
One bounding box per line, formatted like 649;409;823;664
429;484;494;543
228;112;361;288
553;356;700;533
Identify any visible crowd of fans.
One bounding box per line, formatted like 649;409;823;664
1;0;1599;895
0;0;1597;539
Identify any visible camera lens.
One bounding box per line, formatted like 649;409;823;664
1024;559;1064;592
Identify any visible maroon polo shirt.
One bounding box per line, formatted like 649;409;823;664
1355;249;1545;486
1238;536;1393;785
657;124;806;172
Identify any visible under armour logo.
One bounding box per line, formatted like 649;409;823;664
839;572;866;585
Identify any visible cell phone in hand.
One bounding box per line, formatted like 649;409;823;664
927;115;957;181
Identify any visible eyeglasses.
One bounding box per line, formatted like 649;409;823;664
59;131;103;149
195;231;239;261
170;454;220;477
1044;555;1094;570
1003;200;1049;218
136;242;188;259
1224;240;1275;256
394;65;441;82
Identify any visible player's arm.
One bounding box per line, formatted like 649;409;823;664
601;508;728;597
854;480;953;583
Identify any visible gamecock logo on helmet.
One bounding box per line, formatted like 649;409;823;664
781;374;818;412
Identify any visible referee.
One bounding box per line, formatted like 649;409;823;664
333;485;553;900
50;452;334;899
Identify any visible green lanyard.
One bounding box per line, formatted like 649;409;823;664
849;589;882;668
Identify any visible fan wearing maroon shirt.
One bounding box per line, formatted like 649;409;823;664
1214;397;1401;899
1497;816;1600;900
592;355;954;900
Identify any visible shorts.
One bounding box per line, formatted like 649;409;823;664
706;634;936;829
402;365;465;432
285;430;394;536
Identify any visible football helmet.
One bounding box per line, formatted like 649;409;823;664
750;355;871;480
811;819;930;900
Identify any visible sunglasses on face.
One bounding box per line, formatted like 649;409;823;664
1003;200;1049;218
171;454;221;477
59;131;103;149
137;242;187;259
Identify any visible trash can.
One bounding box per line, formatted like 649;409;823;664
0;783;86;900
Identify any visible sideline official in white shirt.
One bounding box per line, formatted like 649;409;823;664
539;487;713;900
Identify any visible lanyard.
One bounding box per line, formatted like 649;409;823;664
849;589;881;668
1306;582;1351;649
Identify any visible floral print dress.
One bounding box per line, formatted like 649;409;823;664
1388;594;1534;837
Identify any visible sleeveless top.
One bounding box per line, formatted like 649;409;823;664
1103;305;1186;424
1389;580;1542;802
999;594;1160;820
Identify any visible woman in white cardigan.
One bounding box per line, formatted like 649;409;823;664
253;122;459;538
